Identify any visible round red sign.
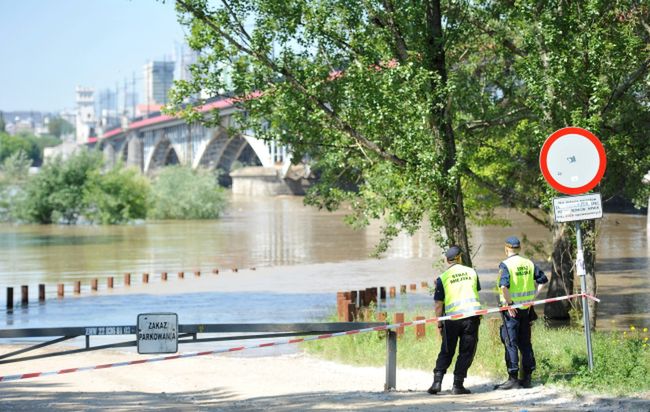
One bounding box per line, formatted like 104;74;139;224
539;127;606;195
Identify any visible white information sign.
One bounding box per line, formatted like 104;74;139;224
553;193;603;223
137;313;178;354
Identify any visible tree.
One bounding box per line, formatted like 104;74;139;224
148;166;227;219
0;111;5;133
169;0;496;261
462;0;650;326
48;117;75;138
85;166;150;224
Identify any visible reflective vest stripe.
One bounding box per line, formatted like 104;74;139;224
444;297;481;312
446;304;482;316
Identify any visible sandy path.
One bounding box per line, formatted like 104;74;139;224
1;346;648;411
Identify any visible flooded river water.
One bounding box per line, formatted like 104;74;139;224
0;194;648;330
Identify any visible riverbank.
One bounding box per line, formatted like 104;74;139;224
1;346;648;411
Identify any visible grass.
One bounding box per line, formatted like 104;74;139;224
304;310;650;396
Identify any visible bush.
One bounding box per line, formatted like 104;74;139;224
84;166;150;224
148;166;226;220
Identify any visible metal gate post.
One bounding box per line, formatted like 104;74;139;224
385;330;397;390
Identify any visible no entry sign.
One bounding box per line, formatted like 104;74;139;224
540;127;606;195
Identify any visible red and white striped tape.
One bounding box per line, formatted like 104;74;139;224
0;293;599;383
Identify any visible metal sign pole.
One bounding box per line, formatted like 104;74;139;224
575;221;594;370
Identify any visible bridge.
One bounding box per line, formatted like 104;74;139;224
88;96;311;195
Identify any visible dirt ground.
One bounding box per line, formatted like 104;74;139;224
0;347;648;411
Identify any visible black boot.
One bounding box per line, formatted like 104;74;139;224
495;372;522;390
451;377;471;395
519;371;533;388
427;372;444;394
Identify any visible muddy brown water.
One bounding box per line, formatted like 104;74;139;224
0;195;647;330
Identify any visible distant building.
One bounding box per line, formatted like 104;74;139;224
75;87;96;144
143;61;175;111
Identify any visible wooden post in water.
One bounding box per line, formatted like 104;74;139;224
194;271;201;277
161;272;168;281
395;313;405;337
336;292;345;321
6;287;13;309
57;284;64;298
380;286;386;300
350;290;358;307
410;283;417;292
389;286;396;298
415;316;426;339
347;302;357;322
21;285;28;305
142;273;149;284
38;284;45;302
107;277;114;289
421;281;429;289
74;281;81;294
124;273;131;286
178;271;184;279
212;268;219;274
358;290;367;307
400;285;407;294
91;279;98;292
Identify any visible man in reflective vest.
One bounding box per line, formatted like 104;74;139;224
427;245;482;395
495;236;548;390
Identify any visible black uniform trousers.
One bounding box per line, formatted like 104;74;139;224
500;308;536;374
434;316;480;379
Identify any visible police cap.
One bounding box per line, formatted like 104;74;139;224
505;236;521;248
445;245;462;261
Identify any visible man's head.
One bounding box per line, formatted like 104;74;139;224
445;245;463;265
505;236;520;255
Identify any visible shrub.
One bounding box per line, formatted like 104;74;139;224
84;166;150;224
148;166;226;220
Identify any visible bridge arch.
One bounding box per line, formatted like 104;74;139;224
146;138;180;174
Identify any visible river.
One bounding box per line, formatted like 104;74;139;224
0;194;648;330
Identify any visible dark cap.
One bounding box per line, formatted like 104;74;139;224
445;245;462;261
505;236;521;248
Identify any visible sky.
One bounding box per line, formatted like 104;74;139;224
0;0;187;112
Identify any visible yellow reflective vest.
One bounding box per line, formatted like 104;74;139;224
439;264;481;316
500;255;536;308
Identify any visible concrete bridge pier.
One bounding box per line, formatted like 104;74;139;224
126;137;144;172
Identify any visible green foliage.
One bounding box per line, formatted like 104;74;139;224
17;150;104;224
148;166;226;220
0;131;61;166
170;0;480;259
47;117;75;138
0;151;31;221
85;167;150;224
17;151;150;225
305;311;650;395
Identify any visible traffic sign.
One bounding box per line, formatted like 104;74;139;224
553;193;603;223
137;313;178;354
540;127;606;195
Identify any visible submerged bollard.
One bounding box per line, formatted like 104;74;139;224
57;284;64;298
107;277;114;289
212;268;219;274
389;286;396;298
142;273;149;284
194;271;200;277
6;287;13;309
178;271;185;279
38;284;45;302
421;281;429;289
410;284;417;291
347;302;357;322
400;285;407;294
91;279;98;292
124;273;131;286
74;281;81;294
380;286;386;300
21;285;28;305
161;272;168;281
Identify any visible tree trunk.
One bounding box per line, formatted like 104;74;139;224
424;0;473;266
545;223;575;319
